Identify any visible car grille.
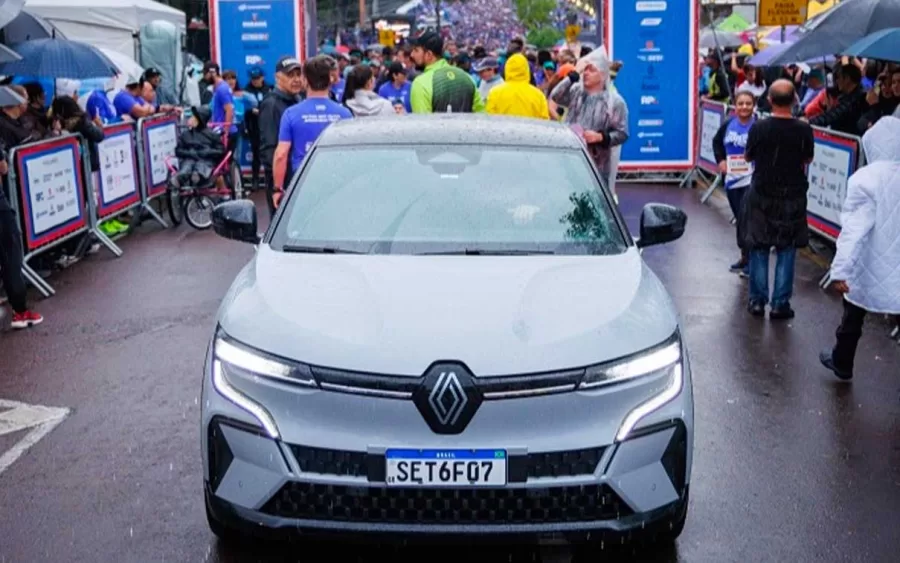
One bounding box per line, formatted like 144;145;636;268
289;445;605;481
261;483;631;524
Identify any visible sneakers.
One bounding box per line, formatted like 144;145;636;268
729;258;748;272
819;349;852;380
10;310;43;329
99;219;130;236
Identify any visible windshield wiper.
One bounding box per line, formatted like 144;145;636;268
282;244;365;254
417;249;556;256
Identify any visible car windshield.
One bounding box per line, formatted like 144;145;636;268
269;145;628;255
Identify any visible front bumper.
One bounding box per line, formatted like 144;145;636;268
204;415;689;538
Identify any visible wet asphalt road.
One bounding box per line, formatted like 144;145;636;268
1;184;899;563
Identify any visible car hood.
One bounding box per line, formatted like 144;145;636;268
218;246;679;376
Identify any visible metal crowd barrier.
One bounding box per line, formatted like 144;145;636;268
5;113;180;298
135;113;180;228
690;99;867;289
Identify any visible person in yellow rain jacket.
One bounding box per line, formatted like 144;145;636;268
486;54;550;119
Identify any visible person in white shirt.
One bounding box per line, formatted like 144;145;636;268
820;116;900;380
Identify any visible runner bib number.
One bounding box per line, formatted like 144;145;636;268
727;154;752;175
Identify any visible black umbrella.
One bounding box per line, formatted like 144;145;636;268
769;0;900;65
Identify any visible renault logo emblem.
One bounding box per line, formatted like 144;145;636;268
413;363;483;435
428;372;467;425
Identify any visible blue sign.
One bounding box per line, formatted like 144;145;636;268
609;0;697;169
212;0;302;84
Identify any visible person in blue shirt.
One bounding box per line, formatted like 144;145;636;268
711;90;757;275
208;66;239;156
85;86;119;125
113;76;154;121
377;62;412;113
272;55;352;204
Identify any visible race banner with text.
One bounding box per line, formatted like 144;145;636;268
209;0;307;82
607;0;698;170
806;128;860;241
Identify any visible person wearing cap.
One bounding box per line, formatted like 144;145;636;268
244;66;271;192
143;67;178;107
113;76;154;121
259;55;303;216
273;55;352;208
409;30;485;114
474;57;503;104
486;53;549;120
377;61;412;113
0;85;43;329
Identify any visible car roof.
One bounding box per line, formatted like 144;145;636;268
316;114;584;150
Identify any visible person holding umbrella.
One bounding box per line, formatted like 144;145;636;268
0;86;43;329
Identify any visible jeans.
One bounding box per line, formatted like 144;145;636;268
832;298;866;372
748;247;796;308
725;186;748;254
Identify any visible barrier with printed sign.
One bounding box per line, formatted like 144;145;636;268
13;135;87;252
806;128;861;241
138;114;179;198
96;122;141;218
697;101;727;175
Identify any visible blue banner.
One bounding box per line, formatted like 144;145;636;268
609;0;697;169
213;0;301;85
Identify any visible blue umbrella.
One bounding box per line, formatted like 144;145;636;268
749;42;836;67
0;38;116;79
844;27;900;63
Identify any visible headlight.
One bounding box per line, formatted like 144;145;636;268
577;334;685;443
579;336;681;389
211;335;318;439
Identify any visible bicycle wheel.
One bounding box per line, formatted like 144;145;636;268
184;195;215;230
166;186;184;226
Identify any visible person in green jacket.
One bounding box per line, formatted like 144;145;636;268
409;30;485;114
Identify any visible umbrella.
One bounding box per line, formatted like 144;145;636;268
0;44;22;63
0;85;26;107
1;10;66;43
844;27;900;63
749;42;836;66
0;38;116;79
716;12;752;33
769;0;900;65
700;29;745;49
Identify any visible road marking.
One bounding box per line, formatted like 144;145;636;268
0;399;70;476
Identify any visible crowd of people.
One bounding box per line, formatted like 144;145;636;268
0;67;182;329
699;44;900;379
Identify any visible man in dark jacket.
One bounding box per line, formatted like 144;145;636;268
258;56;302;216
0;86;43;329
244;67;271;192
810;64;867;135
174;106;225;183
743;79;815;320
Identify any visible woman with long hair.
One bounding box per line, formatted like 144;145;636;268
711;90;757;275
341;64;397;117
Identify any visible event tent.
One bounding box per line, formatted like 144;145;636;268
23;0;185;58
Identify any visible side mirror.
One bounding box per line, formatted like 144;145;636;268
636;203;687;248
212;200;260;244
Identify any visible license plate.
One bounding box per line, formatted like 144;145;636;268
385;449;507;487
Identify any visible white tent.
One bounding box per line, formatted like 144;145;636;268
23;0;185;58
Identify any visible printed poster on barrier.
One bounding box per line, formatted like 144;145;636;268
145;120;178;193
97;126;139;215
210;0;306;83
17;138;85;249
806;130;857;239
698;102;725;174
608;0;697;170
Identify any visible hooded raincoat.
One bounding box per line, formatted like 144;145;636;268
549;45;629;190
830;116;900;314
346;90;396;117
485;54;549;120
